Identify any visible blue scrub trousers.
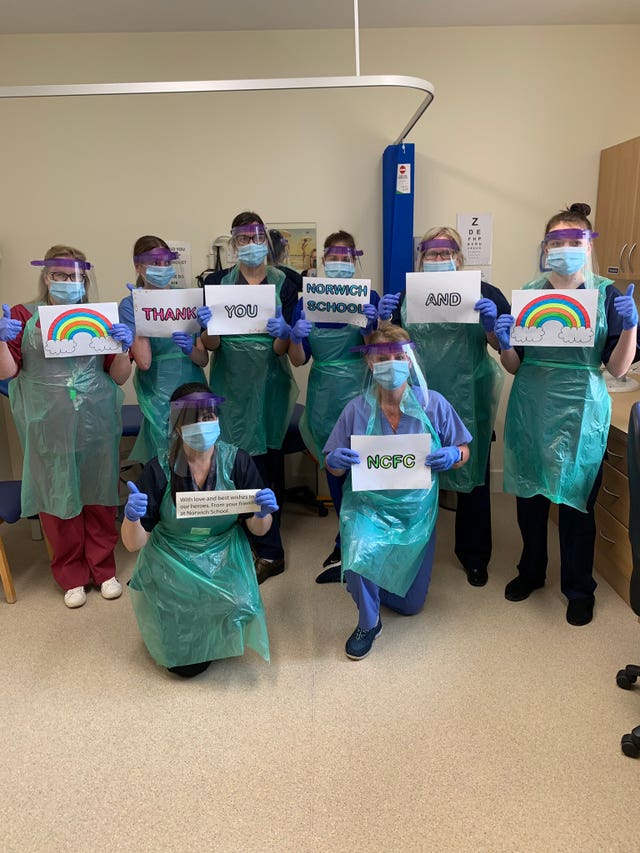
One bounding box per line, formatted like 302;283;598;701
345;531;437;629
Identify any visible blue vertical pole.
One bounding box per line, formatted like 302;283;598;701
382;143;415;295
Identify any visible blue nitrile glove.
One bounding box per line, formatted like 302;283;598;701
326;447;361;470
615;283;639;330
494;314;515;351
125;481;148;522
426;446;462;472
475;297;498;333
0;304;22;342
360;302;378;336
172;331;194;355
196;305;212;329
266;306;291;340
378;292;400;321
109;323;134;350
254;488;279;518
290;309;312;344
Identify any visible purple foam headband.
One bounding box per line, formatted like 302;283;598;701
171;392;225;409
323;245;364;258
351;340;415;355
133;249;179;263
231;224;266;236
418;238;459;253
543;228;598;242
31;258;92;271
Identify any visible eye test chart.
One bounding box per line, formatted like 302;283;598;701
456;213;493;267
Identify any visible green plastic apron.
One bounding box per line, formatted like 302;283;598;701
132;336;207;464
128;441;269;668
503;276;611;512
298;324;367;465
208;265;298;456
339;387;441;597
9;305;123;519
401;298;503;493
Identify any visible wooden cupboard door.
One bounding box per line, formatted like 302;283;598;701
595;138;640;280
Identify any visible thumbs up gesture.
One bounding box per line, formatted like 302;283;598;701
614;283;639;330
266;305;291;340
124;481;148;522
0;304;22;342
290;309;312;344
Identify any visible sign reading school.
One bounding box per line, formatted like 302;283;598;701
302;277;370;328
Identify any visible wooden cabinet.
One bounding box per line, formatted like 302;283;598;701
595;136;640;280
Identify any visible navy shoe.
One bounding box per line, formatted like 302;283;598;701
345;618;382;660
504;575;545;602
566;596;594;626
315;545;342;583
255;558;285;585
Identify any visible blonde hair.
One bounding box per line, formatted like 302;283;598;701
417;226;465;270
367;322;410;346
37;244;92;303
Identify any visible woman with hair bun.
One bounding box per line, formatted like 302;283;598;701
495;202;640;626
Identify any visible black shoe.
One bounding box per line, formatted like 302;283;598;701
566;596;594;626
504;575;545;602
465;564;488;587
255;558;285;585
316;546;342;584
168;661;212;678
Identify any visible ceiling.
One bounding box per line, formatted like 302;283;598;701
2;0;640;34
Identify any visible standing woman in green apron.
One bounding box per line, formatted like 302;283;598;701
199;212;299;585
495;203;639;626
288;230;380;583
324;325;471;660
121;383;277;677
0;245;132;608
379;226;510;587
117;236;209;464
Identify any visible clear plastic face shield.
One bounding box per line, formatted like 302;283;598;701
133;247;180;290
355;340;429;406
540;227;599;285
231;223;270;269
31;257;96;305
169;392;225;477
322;244;364;279
417;238;460;273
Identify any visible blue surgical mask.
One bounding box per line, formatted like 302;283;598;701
372;359;410;390
181;421;220;452
237;243;268;267
545;247;586;276
325;261;355;279
422;260;456;272
145;265;176;288
49;282;85;304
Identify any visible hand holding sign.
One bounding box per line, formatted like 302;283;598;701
172;331;194;355
494;314;514;351
254;488;279;518
425;446;461;471
196;305;212;329
360;302;378;336
125;481;148;522
475;298;497;333
326;447;361;471
379;292;400;321
109;323;133;350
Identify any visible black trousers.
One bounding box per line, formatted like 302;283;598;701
242;448;285;560
515;464;603;601
454;451;492;572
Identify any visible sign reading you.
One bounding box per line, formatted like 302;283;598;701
203;284;276;335
350;433;432;492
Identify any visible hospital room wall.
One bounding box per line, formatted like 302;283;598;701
1;24;639;481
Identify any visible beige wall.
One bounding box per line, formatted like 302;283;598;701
1;24;640;480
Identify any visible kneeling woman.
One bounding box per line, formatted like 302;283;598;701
324;325;471;660
121;383;278;677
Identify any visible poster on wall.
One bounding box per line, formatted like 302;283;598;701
167;240;192;288
405;271;481;324
203;284;275;335
132;288;202;337
267;222;316;274
509;288;598;348
302;277;370;327
456;213;493;266
38;302;121;358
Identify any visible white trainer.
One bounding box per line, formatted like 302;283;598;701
100;576;122;600
64;586;87;608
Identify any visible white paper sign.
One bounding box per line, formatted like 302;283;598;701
302;277;370;328
396;163;411;194
38;302;121;358
350;433;432;492
406;271;481;324
167;240;192;289
203;284;275;335
457;213;493;265
175;489;260;518
133;288;202;337
510;289;598;348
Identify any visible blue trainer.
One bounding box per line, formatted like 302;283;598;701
345;618;383;660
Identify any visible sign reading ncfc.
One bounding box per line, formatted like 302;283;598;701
350;433;432;492
176;489;260;518
302;277;371;328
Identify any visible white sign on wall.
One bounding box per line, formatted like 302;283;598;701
456;213;493;266
350;433;432;492
168;240;192;288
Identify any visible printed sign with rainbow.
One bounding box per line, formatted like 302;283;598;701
510;289;597;348
39;302;121;358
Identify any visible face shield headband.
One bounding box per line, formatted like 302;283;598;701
543;228;598;244
418;238;460;254
353;340;429;406
231;224;268;243
31;258;92;271
133;249;180;264
322;245;364;259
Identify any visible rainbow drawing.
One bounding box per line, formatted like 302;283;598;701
515;294;591;329
47;308;113;341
